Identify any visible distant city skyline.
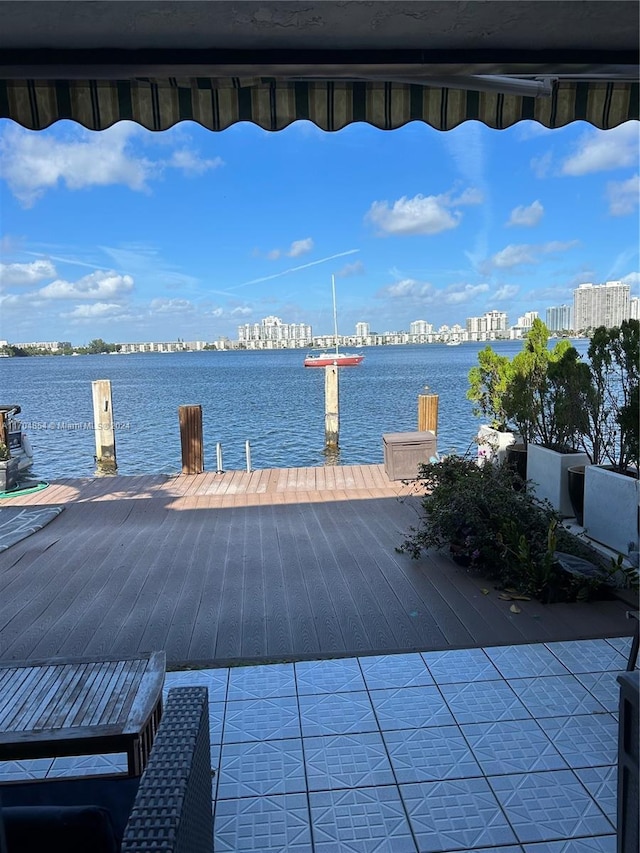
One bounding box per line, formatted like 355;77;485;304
1;119;638;344
5;279;637;354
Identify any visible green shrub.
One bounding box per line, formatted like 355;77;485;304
398;454;608;602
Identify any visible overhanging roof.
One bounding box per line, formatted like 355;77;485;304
1;1;638;132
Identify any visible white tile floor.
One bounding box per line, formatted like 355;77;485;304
0;636;634;853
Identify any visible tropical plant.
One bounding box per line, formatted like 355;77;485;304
0;442;10;461
467;346;513;431
582;320;639;471
398;454;610;602
503;319;592;450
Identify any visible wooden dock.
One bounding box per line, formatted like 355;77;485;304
0;464;410;508
0;465;633;666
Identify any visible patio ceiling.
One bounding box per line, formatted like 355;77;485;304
1;1;638;131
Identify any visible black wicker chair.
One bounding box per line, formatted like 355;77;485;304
0;687;213;853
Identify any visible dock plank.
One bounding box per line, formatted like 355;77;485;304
258;504;295;660
212;506;247;660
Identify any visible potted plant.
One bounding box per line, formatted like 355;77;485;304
467;346;519;465
0;441;19;492
503;320;591;516
582;320;639;553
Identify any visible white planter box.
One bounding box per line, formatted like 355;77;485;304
526;444;590;517
476;425;518;466
583;465;640;554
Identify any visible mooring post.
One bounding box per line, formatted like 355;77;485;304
418;391;439;434
324;365;339;449
92;379;117;475
178;405;204;474
245;440;252;473
216;442;224;474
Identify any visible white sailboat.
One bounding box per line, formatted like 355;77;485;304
304;275;364;367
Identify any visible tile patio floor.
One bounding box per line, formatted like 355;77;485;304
0;636;634;852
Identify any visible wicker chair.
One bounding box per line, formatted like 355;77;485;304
0;687;213;853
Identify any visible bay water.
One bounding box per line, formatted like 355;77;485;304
0;340;589;480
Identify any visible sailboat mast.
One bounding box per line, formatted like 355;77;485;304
332;274;339;356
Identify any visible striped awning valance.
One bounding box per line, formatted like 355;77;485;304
1;78;637;132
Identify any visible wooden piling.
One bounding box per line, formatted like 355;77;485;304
418;393;439;434
179;405;204;474
324;366;339;449
91;379;117;475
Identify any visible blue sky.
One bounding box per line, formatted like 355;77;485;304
0;117;638;344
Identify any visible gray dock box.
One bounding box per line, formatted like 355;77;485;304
383;431;437;481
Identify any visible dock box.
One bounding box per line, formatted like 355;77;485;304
383;431;437;481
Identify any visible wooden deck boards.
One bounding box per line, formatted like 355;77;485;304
0;465;634;665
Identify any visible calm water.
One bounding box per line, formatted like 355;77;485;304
0;341;589;480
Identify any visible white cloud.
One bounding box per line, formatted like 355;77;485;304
64;302;127;319
607;174;640;216
384;279;434;299
494;284;520;301
231;306;252;316
622;271;640;288
0;259;56;286
38;270;134;300
443;283;490;304
287;238;314;258
0;124;224;206
167;149;224;175
506;200;544;227
365;187;482;237
367;195;458;236
561;123;639;176
264;238;315;260
487;240;579;270
378;278;489;307
491;244;536;268
0;124;152;206
149;298;194;314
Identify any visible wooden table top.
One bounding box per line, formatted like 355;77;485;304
0;652;165;746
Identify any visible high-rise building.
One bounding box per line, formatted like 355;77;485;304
573;281;630;332
630;296;640;321
485;310;508;331
546;304;573;332
466;311;508;336
409;320;433;336
355;322;370;338
237;316;312;348
517;311;538;328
